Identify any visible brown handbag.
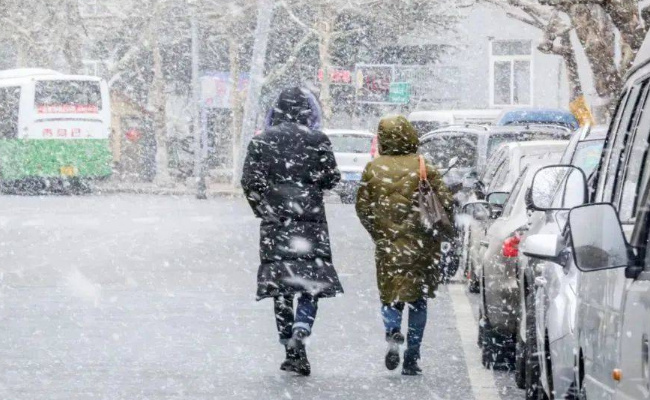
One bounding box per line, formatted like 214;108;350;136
418;155;452;233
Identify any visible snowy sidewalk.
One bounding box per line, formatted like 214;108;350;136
92;180;243;197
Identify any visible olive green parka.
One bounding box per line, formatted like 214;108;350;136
355;116;454;304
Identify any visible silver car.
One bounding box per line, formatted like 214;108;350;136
522;32;650;400
464;141;568;293
515;127;605;397
475;155;567;369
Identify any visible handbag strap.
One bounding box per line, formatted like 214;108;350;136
418;155;427;182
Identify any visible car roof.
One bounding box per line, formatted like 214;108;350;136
499;140;569;153
420;124;571;142
323;129;374;136
408;109;502;121
487;124;571;135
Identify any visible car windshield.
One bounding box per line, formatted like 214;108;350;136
410;120;442;136
419;134;478;169
501;167;528;217
571;139;605;176
328;135;372;153
497;110;579;129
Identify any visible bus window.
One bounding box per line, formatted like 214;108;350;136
0;86;20;139
35;80;102;113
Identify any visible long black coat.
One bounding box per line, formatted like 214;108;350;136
241;89;344;301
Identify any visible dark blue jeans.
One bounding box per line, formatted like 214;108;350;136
381;299;428;357
274;293;318;344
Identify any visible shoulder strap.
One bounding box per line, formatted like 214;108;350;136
418;155;427;181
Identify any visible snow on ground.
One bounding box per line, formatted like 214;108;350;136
0;195;523;400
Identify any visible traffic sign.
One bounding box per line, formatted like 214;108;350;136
389;82;411;104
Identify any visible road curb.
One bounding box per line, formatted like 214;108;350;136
92;186;244;198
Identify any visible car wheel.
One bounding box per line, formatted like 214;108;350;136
480;278;516;369
566;353;585;400
481;320;515;369
515;314;526;389
524;288;545;400
467;258;480;293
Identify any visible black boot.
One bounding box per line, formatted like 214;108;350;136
280;345;298;371
385;330;405;371
293;340;311;376
402;348;423;376
283;328;311;376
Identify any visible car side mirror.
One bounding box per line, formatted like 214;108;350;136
568;203;630;272
463;171;479;190
490;204;503;219
461;201;492;222
530;165;587;211
487;191;509;206
522;234;565;265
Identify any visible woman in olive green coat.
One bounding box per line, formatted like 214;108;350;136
355;115;453;375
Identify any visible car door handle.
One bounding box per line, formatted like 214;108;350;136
535;277;547;288
480;240;489;247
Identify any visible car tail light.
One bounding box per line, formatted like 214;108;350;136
502;234;522;258
370;136;378;158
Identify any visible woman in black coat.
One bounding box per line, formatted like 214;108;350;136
241;87;343;376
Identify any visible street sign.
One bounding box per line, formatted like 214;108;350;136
355;64;395;104
389;82;411;104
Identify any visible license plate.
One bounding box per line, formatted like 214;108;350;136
60;166;77;177
343;172;362;181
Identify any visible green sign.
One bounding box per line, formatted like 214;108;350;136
388;82;411;104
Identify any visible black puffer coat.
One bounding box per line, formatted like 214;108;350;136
241;88;344;300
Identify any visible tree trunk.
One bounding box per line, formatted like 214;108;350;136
603;0;647;72
229;36;244;184
317;8;334;126
61;0;84;74
149;10;171;185
568;4;620;121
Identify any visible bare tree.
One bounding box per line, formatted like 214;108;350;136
280;0;459;124
484;0;640;121
0;0;86;72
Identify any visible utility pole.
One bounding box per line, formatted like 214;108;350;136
235;0;274;185
191;4;207;199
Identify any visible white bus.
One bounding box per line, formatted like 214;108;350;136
0;68;112;184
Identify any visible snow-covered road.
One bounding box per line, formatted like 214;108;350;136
0;195;523;400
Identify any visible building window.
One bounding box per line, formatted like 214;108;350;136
78;0;108;17
82;60;106;77
490;40;533;107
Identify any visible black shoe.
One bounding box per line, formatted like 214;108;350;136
280;345;298;372
402;349;422;376
283;330;311;377
285;339;310;376
385;331;405;371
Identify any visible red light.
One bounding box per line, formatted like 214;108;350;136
502;234;521;258
371;136;379;158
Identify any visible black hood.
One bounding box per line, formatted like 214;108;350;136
269;87;317;128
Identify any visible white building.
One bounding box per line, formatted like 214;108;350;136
408;4;572;111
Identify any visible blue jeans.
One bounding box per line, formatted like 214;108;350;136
274;293;318;344
382;299;428;357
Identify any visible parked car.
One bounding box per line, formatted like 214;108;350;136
522;32;650;400
514;126;606;398
324;129;375;204
408;109;502;135
472;157;567;370
496;108;580;130
462;140;569;292
419;125;571;283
